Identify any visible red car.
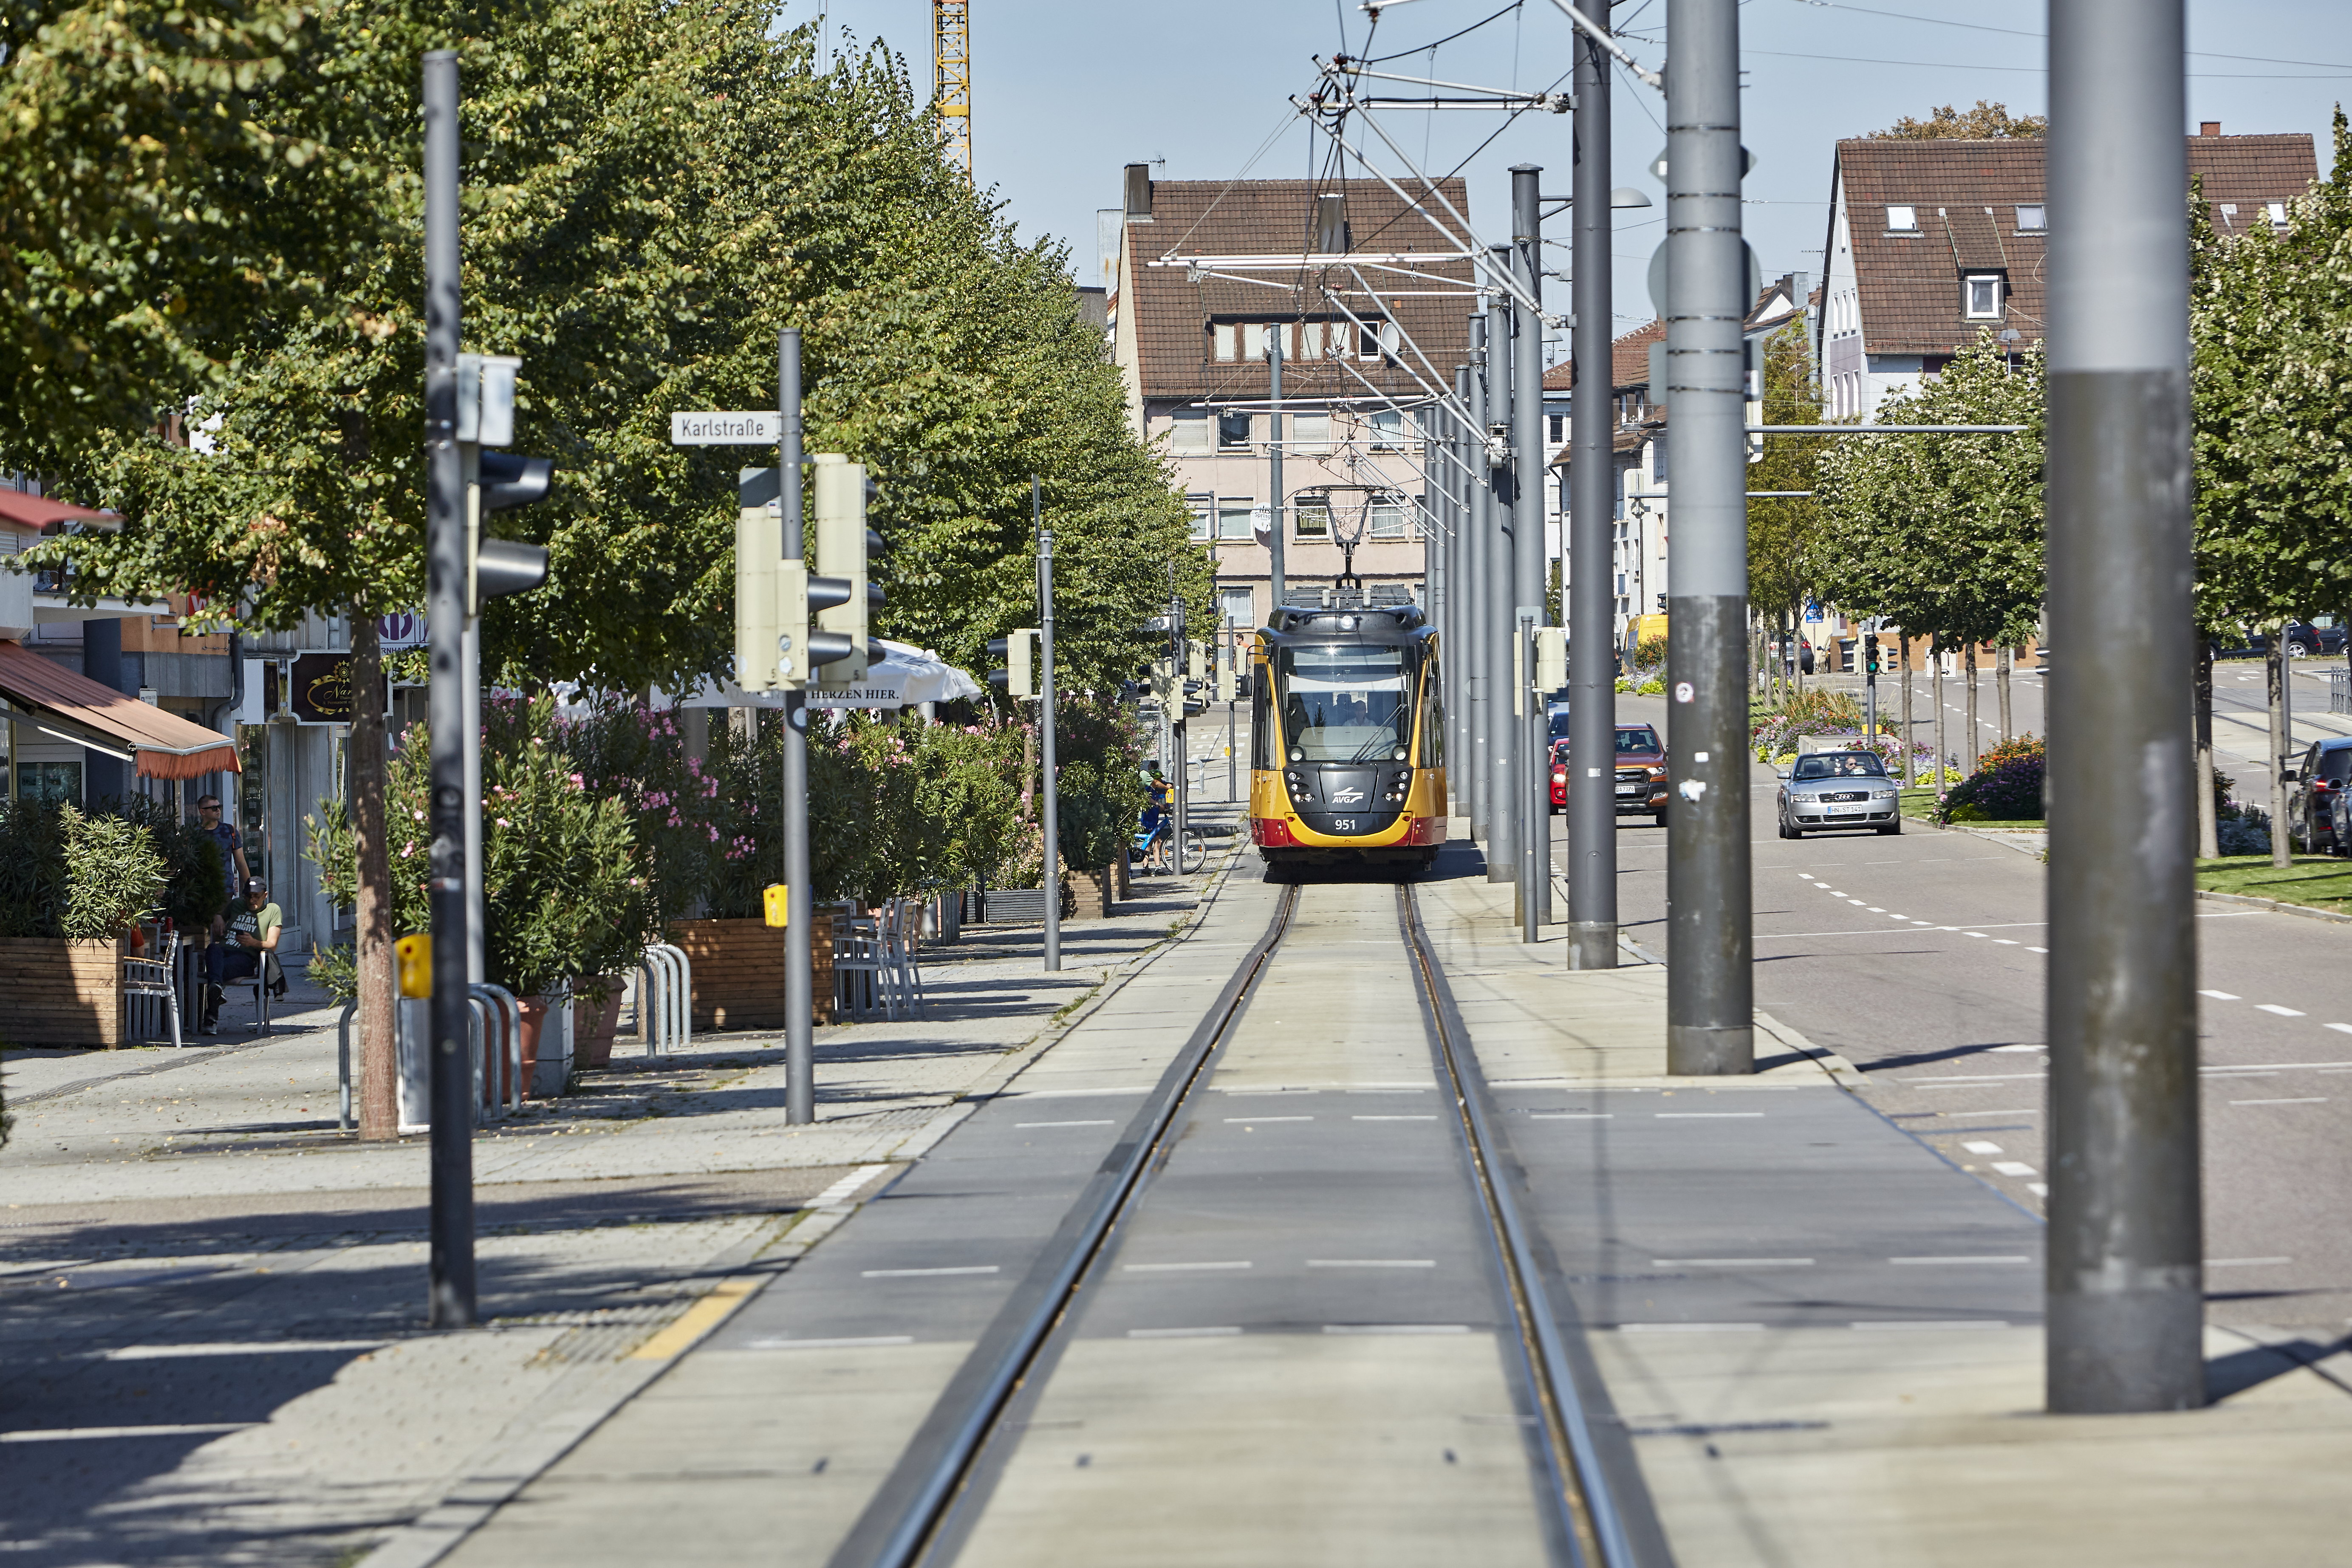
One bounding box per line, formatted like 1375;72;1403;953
1550;724;1670;827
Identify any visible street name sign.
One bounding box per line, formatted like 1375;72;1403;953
672;411;781;445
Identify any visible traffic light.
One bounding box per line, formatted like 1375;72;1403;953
1215;642;1236;703
1148;656;1176;710
1864;632;1882;676
778;561;855;688
987;629;1039;698
458;352;552;610
735;467;782;691
813;455;883;684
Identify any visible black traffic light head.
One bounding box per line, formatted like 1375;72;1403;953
479;452;554;511
475;537;548;600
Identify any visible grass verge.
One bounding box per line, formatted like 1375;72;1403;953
2196;854;2352;915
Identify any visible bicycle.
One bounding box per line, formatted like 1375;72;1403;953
1131;816;1208;876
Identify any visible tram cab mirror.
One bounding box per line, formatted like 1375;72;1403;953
1289;749;1303;762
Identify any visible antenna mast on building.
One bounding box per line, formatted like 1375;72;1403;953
934;0;973;178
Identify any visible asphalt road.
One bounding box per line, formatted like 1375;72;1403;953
1557;691;2352;1333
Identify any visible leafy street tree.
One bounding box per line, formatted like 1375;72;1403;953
2189;111;2352;862
1747;322;1838;698
5;1;1201;1133
1811;332;2045;781
1867;101;2047;141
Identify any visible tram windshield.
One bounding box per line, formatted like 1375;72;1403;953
1276;644;1415;762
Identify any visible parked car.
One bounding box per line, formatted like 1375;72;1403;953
1776;749;1902;838
2289;737;2352;854
2218;619;2347;660
1551;724;1669;826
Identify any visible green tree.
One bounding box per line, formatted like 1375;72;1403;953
1747;322;1838;644
1869;101;2047;140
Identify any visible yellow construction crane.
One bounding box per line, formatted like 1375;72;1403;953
933;0;972;178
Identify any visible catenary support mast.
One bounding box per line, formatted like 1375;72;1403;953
1567;6;1619;968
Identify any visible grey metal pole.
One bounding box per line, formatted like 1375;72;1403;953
421;48;475;1328
1512;167;1548;924
1520;611;1540;941
1037;481;1061;972
1662;0;1753;1075
1452;367;1475;822
1484;276;1519;889
2045;0;2200;1415
1268;340;1286;609
1465;339;1491;845
1568;11;1619;969
780;329;814;1125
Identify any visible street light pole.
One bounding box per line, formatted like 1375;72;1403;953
1567;6;1618;969
2044;0;2202;1415
1037;480;1061;973
1456;364;1480;830
1662;0;1753;1074
1512;166;1549;927
1464;345;1491;845
421;49;475;1328
780;329;814;1125
1268;339;1286;610
1484;280;1520;889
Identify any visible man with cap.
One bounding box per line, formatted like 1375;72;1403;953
203;878;282;1034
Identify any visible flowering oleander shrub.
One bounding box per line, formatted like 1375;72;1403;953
1937;735;2045;823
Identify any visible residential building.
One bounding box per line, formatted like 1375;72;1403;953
1818;124;2318;421
1111;169;1475;631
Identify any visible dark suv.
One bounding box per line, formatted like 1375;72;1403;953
1551;724;1669;826
2290;737;2352;854
2222;620;2348;660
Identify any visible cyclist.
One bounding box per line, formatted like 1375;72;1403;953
1137;763;1175;874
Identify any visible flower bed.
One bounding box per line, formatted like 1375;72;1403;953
1937;736;2045;822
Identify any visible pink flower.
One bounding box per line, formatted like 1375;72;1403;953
495;817;512;828
400;842;415;858
707;825;720;841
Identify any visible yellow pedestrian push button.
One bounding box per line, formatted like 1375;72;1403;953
395;934;432;997
763;884;789;928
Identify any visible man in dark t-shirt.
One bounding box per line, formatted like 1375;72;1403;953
193;794;251;888
203;879;282;1034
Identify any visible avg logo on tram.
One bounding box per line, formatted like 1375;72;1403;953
1249;605;1447;874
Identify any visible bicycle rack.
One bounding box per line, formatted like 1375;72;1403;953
469;983;524;1115
337;1000;358;1131
640;943;693;1056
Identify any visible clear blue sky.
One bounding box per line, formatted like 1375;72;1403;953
804;0;2352;355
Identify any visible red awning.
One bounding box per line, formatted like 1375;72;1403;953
0;491;119;531
0;642;238;779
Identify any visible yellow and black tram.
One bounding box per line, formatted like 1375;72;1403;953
1248;603;1447;871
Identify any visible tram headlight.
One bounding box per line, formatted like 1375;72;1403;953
1392;747;1407;761
1289;749;1303;762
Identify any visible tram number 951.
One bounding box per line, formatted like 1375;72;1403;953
1332;818;1358;833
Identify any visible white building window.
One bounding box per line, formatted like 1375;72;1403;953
1168;412;1212;453
2267;201;2290;228
1296;321;1326;360
1213;324;1238;362
1218;503;1255;541
1218;411;1252;450
1289;412;1332;453
1963;274;2004;320
1368;499;1407;540
1188;497;1214;542
1294;497;1331;539
1244;322;1271;360
1886;204;1918;232
1367;409;1404;450
2016;203;2047;233
1218;587;1255;626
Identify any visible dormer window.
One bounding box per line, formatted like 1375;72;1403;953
2267;201;2290;228
2016;203;2047;233
1886;204;1919;233
1964;272;2005;320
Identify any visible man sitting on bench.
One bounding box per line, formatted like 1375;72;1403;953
203;878;283;1035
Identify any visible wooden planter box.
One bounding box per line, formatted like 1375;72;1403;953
1068;859;1128;920
0;937;127;1048
662;913;835;1032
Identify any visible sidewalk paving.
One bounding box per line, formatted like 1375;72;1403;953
0;833;1243;1568
1423;842;2352;1567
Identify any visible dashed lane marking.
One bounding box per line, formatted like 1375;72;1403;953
1960;1140;2004;1154
2200;989;2242;1001
1990;1161;2038;1177
2256;1004;2307;1017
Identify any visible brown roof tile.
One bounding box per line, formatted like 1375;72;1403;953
1122;178;1476;404
1836;133;2318;357
1542;318;1665;394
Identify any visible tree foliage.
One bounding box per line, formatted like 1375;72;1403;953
1810;332;2045;649
2190;110;2352;632
5;0;1201;697
1747;322;1838;622
1868;101;2046;141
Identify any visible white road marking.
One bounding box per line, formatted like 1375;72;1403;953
1888;1255;2031;1266
862;1266;999;1278
811;1164;893;1207
1656;1111;1767;1119
1;1423;259;1442
1963;931;1989;939
1323;1323;1470;1335
2327;1023;2352;1036
2027;1183;2049;1196
1988;1045;2041;1053
1869;907;1887;913
2026;946;2048;953
2256;1004;2307;1017
1128;1326;1241;1339
1960;1140;2004;1154
749;1336;914;1349
1125;1261;1250;1272
1309;1259;1437;1269
2199;989;2242;1001
1017;1119;1115;1128
2228;1097;2328;1106
1992;938;2019;945
1990;1161;2038;1177
1653;1257;1814;1268
105;1341;384;1360
1949;1108;2040;1116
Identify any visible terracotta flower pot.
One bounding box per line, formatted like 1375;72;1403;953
572;979;623;1069
514;995;571;1099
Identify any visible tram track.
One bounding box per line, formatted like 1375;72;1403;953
830;876;1639;1568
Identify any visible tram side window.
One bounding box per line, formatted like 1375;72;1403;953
1418;658;1443;767
1251;662;1276;769
1275;643;1414;763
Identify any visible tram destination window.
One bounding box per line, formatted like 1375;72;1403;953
1276;643;1416;762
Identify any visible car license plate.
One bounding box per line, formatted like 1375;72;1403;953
1616;784;1639;796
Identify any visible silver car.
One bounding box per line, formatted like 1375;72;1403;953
1777;750;1902;838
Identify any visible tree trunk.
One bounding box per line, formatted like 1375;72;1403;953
1021;722;1037;823
1963;642;1980;776
351;608;397;1140
1997;645;2013;744
1900;633;1915;787
2196;642;2218;859
1934;641;1948;797
2270;630;2291;868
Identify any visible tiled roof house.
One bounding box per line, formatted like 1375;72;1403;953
1111;172;1476;628
1819;124;2318;421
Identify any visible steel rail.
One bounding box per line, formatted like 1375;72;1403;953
834;883;1303;1568
1398;884;1638;1568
